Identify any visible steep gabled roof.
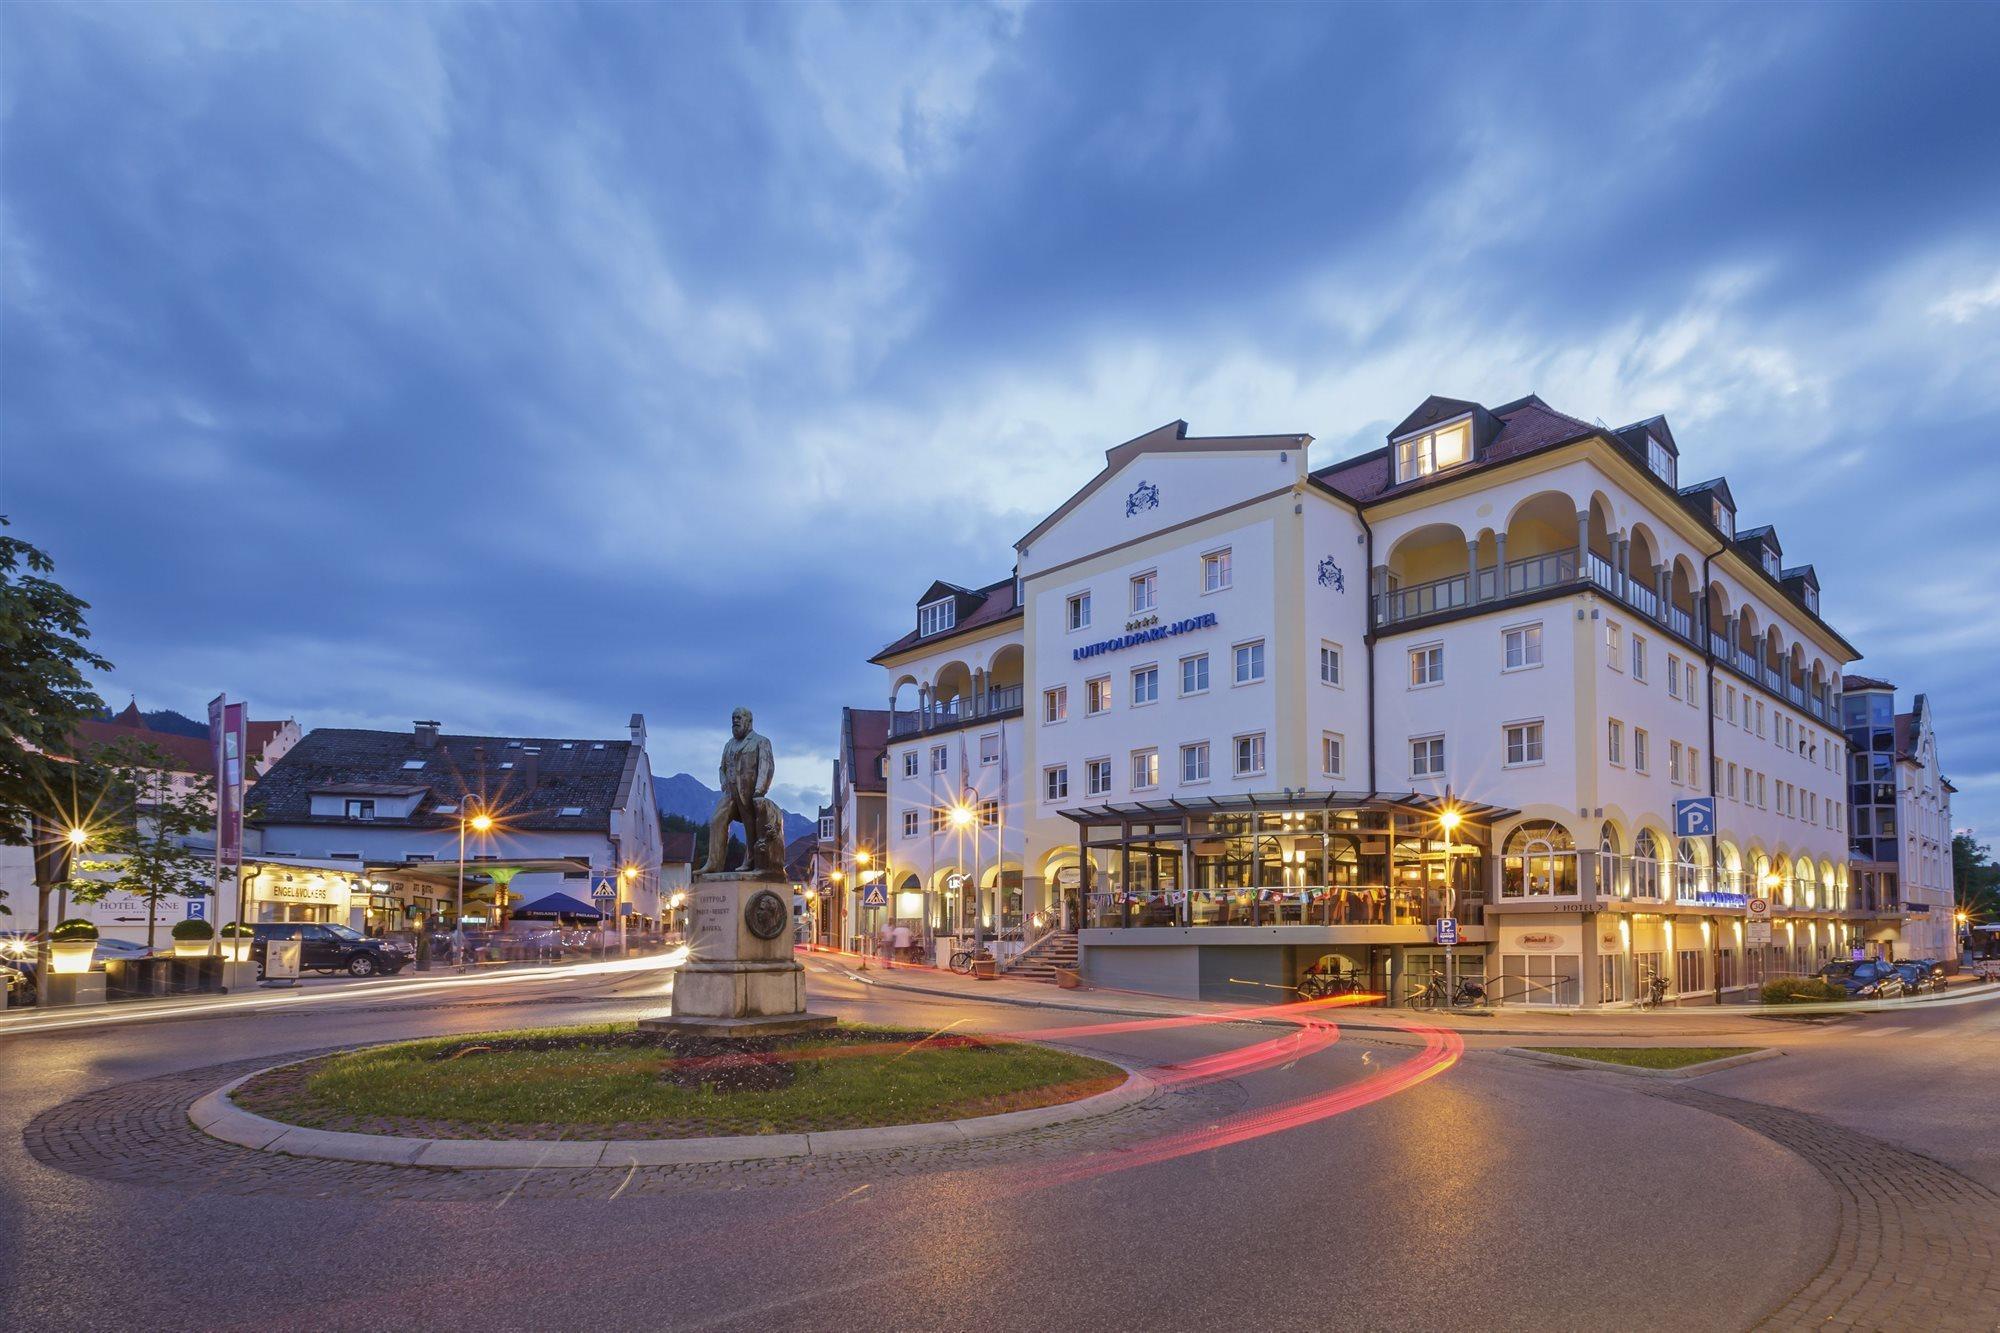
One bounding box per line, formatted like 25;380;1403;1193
870;576;1021;663
248;727;633;832
1313;395;1596;504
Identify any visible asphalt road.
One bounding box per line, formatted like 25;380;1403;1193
11;958;1992;1332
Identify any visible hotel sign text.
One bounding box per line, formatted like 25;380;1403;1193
1073;612;1218;662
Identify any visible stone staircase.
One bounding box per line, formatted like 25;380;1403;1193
1002;930;1078;984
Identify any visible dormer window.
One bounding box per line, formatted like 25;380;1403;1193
1393;419;1470;484
1761;549;1779;577
1712;498;1733;536
1804;587;1819;614
1647;435;1676;486
918;597;955;637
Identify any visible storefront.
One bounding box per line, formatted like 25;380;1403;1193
1061;792;1508;1004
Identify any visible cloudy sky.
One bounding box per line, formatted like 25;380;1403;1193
4;3;1997;835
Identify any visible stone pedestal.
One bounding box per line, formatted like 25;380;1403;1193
640;871;833;1039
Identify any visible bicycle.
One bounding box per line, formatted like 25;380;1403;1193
949;944;994;975
1407;970;1484;1010
1639;972;1671;1008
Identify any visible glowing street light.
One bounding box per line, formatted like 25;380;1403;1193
454;804;498;968
947;803;975;830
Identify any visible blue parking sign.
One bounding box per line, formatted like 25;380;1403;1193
1674;797;1716;838
186;899;207;920
1434;916;1458;946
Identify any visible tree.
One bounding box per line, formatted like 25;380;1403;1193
69;741;215;951
0;519;111;916
1955;832;2000;922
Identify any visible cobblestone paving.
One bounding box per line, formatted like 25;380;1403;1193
23;1047;1238;1203
1650;1084;2000;1331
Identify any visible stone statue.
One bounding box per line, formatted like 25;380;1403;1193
702;706;786;875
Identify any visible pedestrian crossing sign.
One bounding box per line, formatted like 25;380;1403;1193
860;882;889;909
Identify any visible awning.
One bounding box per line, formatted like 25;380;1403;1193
512;892;604;920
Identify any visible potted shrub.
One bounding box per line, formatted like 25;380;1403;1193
49;918;99;974
220;921;254;963
171;917;216;958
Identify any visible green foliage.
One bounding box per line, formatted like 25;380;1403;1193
0;520;113;916
1528;1046;1761;1070
51;918;99;942
171;918;215;940
68;739;215;947
1955;834;1999;921
1761;977;1847;1004
222;921;254;938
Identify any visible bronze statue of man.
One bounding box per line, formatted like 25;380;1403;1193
703;706;784;874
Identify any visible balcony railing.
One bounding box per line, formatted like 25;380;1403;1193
1380;550;1578;626
1626;578;1659;620
1667;606;1692;640
888;688;1026;738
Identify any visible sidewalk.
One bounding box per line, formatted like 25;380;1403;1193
800;949;1809;1042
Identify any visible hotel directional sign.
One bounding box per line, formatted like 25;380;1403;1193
1674;797;1716;838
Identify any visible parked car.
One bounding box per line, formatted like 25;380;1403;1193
250;923;414;977
1893;959;1945;995
1;958;33;1005
93;939;157;962
1816;960;1906;999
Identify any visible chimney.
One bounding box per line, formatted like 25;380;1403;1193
629;713;647;747
520;746;541;790
414;720;440;749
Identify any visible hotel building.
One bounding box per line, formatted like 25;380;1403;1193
848;394;1906;1006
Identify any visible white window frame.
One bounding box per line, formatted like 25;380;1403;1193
902;809;919;838
918;597;956;638
1321;732;1345;779
902;750;918;779
1086;757;1113;798
1667;653;1681;698
1392;418;1472;484
1502;622;1544;672
1408;642;1444;688
1606;621;1622;669
1202;547;1233;594
1129;570;1157;614
1319;641;1343;687
1232;732;1267;778
1130;664;1159;707
1669;740;1684;785
1043;686;1067;724
1180;653;1210;697
1410;734;1445;779
1131;748;1160;791
1181;741;1211;784
979;732;1000;766
1043;766;1069;803
1632;634;1647;682
1634;728;1650;774
1232;639;1266;686
931;745;948;773
1085;675;1112;716
1066;591;1092;632
1503;719;1545;768
1607;718;1624;767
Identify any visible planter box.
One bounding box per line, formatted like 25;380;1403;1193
1055;967;1082;990
45;972;107;1007
173;941;213;959
972;957;998;980
49;940;96;974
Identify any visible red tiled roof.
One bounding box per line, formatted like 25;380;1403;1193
69;717;212;773
1842;674;1895;692
1312;397;1599;504
870;577;1020;662
848;707;891;794
246;720;287;755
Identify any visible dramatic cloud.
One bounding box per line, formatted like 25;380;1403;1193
4;2;1997;836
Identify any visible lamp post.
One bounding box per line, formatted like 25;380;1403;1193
32;821;89;1000
1438;798;1462;1003
455;807;493;968
618;863;637;953
949;800;977;959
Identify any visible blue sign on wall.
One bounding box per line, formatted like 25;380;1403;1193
1072;611;1218;662
186;899;207;920
1674;797;1716;838
860;882;889;909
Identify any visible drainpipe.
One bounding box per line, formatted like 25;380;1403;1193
1359;510;1378;797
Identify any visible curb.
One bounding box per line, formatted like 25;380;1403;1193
1498;1046;1783;1079
188;1052;1156;1170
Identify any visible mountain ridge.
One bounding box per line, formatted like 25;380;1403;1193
653;772;815;843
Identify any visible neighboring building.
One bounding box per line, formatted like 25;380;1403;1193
66;702;300;808
872;579;1026;947
246;716;663;933
1841;677;1957;961
813;706;891;949
842;395;1884;1006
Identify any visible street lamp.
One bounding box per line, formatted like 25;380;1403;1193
1437;799;1462;1001
455;806;495;968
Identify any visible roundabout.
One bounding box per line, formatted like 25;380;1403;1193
195;1022;1151;1167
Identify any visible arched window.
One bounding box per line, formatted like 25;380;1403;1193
1599;826;1625;897
1795;859;1816;910
1771;856;1791;907
1502;821;1576;898
1633;831;1661;899
1718;844;1743;896
1676;838;1709;901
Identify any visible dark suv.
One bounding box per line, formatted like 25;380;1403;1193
1817;959;1905;999
251;923;413;978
